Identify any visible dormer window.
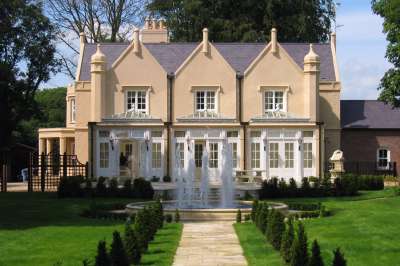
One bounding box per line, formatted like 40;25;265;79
126;90;147;113
264;91;284;112
196;91;216;112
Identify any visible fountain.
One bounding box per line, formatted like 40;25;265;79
126;136;288;220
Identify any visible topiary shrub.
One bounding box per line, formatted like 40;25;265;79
133;178;154;199
332;247;346;266
258;203;269;233
96;177;108;197
236;209;242;223
280;217;294;263
124;223;141;265
163;176;171;182
95;240;110;266
251;200;259;222
290;222;308;266
309;239;324;266
288;178;298;198
268;210;285;250
133;208;149;252
110;231;129;266
244;214;251;221
164;214;173;223
175;209;180;223
300;177;311;197
57;176;84;198
108;178;119;197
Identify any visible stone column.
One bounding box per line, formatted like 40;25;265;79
59;137;67;155
46;139;53;154
39;138;46;155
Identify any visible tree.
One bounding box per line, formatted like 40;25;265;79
124;224;141;265
16;87;66;147
332;248;346;266
95;240;110;266
46;0;146;78
110;231;129;266
280;217;294;263
309;240;324;266
290;223;309;266
251;200;259;222
147;0;335;43
133;208;149;251
372;0;400;107
267;210;285;250
0;0;59;150
258;203;269;234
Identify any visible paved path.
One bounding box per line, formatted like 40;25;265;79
172;222;248;266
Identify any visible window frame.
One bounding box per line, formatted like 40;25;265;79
259;86;288;114
377;148;390;170
191;86;220;114
99;142;109;169
303;142;313;168
152;142;162;169
251;142;261;169
125;89;149;114
209;142;219;168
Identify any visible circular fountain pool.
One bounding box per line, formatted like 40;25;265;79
126;200;288;221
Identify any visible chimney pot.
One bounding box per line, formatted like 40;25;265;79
271;28;277;54
202;28;209;54
133;28;140;54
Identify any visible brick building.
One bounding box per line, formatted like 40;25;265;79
341;100;400;175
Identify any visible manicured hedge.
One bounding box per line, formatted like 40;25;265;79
58;176;154;199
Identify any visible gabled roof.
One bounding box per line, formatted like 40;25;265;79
341;100;400;129
78;42;336;81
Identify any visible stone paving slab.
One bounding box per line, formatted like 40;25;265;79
172;222;248;266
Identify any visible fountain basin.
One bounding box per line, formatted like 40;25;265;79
126;200;288;221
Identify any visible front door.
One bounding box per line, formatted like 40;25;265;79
194;141;205;181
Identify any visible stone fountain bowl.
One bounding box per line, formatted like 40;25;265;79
126;200;288;221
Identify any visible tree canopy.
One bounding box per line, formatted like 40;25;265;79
372;0;400;107
147;0;336;42
0;0;59;150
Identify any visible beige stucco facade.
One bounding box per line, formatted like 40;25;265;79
38;22;341;181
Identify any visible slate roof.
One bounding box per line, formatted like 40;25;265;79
341;100;400;129
79;42;336;81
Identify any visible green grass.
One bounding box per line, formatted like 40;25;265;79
0;193;182;266
235;189;400;266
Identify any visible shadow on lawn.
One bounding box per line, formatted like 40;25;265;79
0;192;137;230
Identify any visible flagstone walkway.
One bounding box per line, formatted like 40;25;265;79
172;222;248;266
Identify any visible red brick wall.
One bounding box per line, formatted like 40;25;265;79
341;130;400;176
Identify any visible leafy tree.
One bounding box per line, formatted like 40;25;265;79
236;209;242;223
0;0;59;150
124;224;141;265
309;240;324;266
332;248;346;266
147;0;335;42
372;0;400;107
95;240;110;266
290;223;309;266
110;231;129;266
280;217;294;263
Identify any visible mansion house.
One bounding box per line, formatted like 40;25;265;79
38;20;341;182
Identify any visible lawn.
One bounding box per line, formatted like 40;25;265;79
234;189;400;266
0;193;182;266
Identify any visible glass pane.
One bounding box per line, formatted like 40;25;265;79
269;143;279;168
285;143;294;168
195;144;203;167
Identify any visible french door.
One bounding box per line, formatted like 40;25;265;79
268;140;297;178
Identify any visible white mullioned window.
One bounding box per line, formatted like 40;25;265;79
303;143;313;168
231;143;238;168
251;143;260;169
209;143;218;168
285;143;294;168
176;143;185;168
70;98;76;122
377;148;390;169
264;91;284;112
99;142;109;168
269;142;279;168
194;143;203;167
152;143;162;169
126;90;147;113
196;91;216;112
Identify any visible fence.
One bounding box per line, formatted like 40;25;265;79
325;161;397;176
28;152;88;192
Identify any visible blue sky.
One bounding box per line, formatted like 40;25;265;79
43;1;391;100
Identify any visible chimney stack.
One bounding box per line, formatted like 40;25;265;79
133;28;140;54
140;17;169;43
202;28;209;54
331;32;336;50
271;28;277;54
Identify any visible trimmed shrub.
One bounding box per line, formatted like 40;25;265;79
280;217;294;263
122;180;133;197
124;224;141;265
133;178;154;199
251;200;259;222
258;203;269;233
268;210;285;250
288;178;298;197
163;176;171;182
108;178;119;197
300;178;312;197
236;209;242;223
175;209;180;223
358;175;384;190
244;214;251;221
95;240;110;266
332;248;346;266
265;209;275;240
155;199;164;228
133;209;149;251
290;223;308;266
110;231;129;266
164;214;173;223
96;177;108;197
57;176;84;198
309;239;324;266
